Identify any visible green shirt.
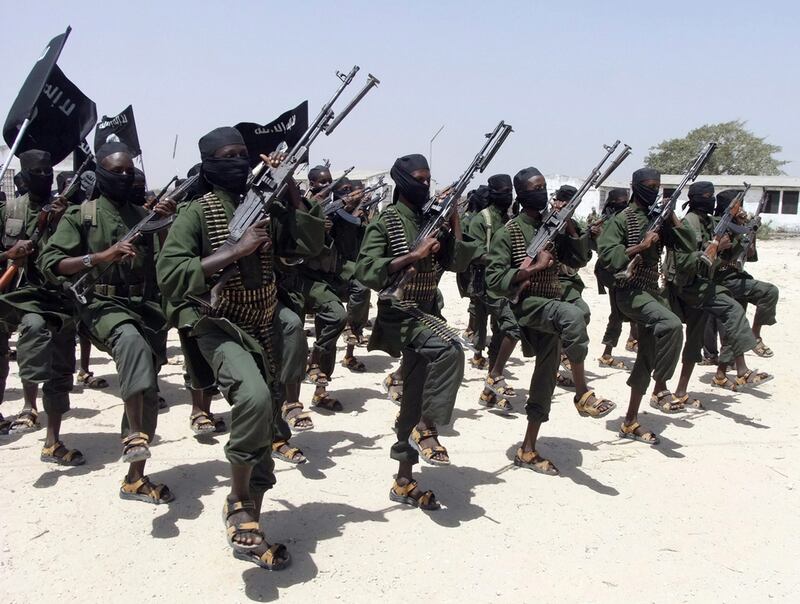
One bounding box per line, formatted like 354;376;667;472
485;210;587;316
354;201;477;356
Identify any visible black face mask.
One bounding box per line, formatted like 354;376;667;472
202;157;251;195
689;195;715;214
23;171;53;200
95;166;134;203
394;173;429;208
128;185;147;206
517;189;549;211
489;190;513;210
632;182;660;207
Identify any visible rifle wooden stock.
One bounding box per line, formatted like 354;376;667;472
0;262;20;292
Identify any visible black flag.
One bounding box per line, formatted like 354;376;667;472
3;27;97;164
94;105;141;156
73;139;95;172
235;101;309;167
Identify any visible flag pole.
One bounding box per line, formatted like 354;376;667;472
0;117;33;183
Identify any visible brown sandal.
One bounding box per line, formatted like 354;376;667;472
598;355;626;369
409;427;450;466
514;448;559;475
752;338;774;358
574;390;616;418
41;440;85;466
556;372;575;388
120;475;174;504
76;369;108;389
190;411;216;435
735;369;773;390
281;402;314;431
485;374;516;398
9;409;40;435
389;479;441;510
305;364;329;387
619;421;659;445
478;391;513;414
271;439;307;464
222;499;263;549
383;372;403;403
233;542;291;570
340;355;366;372
121;432;151;463
625;338;639;353
469;355;489;370
712;375;739;391
312;391;343;412
673;394;703;409
649;390;684;414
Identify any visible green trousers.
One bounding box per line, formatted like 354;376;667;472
111;322;163;441
272;303;307;443
601;289;624;348
614;288;683;393
671;287;758;366
469;296;489;352
720;271;779;326
392;330;465;465
346;279;371;335
516;298;589;364
0;329;9;406
562;284;591;326
16;313;75;415
196;322;276;495
520;327;561;423
485;297;521;366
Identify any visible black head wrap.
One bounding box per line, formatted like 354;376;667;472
95;142;134;202
715;189;741;217
198;127;250;195
631;168;660;207
390;154;430;207
19;149;53;199
487;174;513;210
685;181;715;213
468;185;490;212
128;167;147;206
607;188;629;203
13;172;28;196
513;167;548;210
555;184;578;202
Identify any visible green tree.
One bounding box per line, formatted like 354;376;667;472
645;120;787;175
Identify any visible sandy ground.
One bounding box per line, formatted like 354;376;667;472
1;239;798;603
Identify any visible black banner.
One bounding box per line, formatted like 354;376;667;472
94;104;141;156
73;138;96;172
3;27;70;146
235;101;308;167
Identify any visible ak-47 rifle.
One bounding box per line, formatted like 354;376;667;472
733;188;769;270
196;66;379;308
378;120;513;302
509;140;632;303
700;182;751;266
324;175;387;218
0;153;94;292
355;177;388;214
69;174;196;304
617;141;717;280
316;165;355;203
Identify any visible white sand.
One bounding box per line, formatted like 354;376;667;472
1;239;798;603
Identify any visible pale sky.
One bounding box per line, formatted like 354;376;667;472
2;0;798;187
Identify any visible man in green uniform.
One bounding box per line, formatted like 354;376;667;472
466;174;520;413
597;168;696;443
459;185;491;369
156;127;324;569
0;151;82;467
591;188;639;368
355;153;474;510
707;188;779;362
485;167;615;475
664;182;771;401
39;142;175;503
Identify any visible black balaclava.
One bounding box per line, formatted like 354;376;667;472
95;142;134;202
513;167;548;210
13;172;28;197
604;188;629;216
182;163;207;201
686;181;715;214
391;154;430;207
555;184;577;202
468;185;489;212
199;127;250;195
487;174;513;211
128;168;147;206
308;165;332;194
715;189;740;217
631;168;661;208
19;149;53;200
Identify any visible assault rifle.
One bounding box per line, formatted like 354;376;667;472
198;66;379;308
733;188;769;270
316;165;355;202
324;176;387;218
0;152;94;292
509;140;631;303
617;141;717;280
69;174;197;304
378;120;513;302
700;182;751;266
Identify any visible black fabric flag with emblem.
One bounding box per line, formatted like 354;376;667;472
235;101;309;167
2;27;97;164
94;104;141;156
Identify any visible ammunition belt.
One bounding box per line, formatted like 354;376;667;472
508;220;562;300
383;206;443;305
397;301;472;351
616;205;661;292
199;193;277;374
94;283;144;297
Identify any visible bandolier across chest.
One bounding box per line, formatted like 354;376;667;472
507;220;563;299
617;206;661;292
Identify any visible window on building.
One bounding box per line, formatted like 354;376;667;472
764;190;781;214
781;191;799;215
662;187;676;199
